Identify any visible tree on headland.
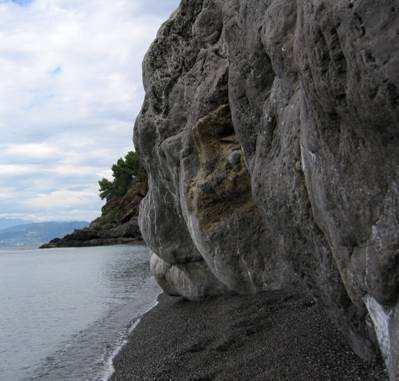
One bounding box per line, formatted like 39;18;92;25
98;178;114;200
98;151;146;201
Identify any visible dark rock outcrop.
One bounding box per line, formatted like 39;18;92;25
135;0;398;379
41;180;147;248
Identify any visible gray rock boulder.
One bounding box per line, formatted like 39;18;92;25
135;0;399;378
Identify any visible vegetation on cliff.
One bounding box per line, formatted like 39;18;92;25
41;151;147;248
99;151;145;201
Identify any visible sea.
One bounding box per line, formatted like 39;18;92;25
0;245;161;381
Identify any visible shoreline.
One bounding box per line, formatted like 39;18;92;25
111;290;387;381
40;239;144;249
103;299;160;381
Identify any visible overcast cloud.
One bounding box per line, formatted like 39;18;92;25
0;0;179;221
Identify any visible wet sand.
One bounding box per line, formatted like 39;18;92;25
112;290;387;381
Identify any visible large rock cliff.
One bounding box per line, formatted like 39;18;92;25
135;1;399;378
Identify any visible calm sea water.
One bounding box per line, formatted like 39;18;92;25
0;245;160;381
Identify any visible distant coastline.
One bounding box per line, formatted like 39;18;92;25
0;221;88;249
40;236;143;249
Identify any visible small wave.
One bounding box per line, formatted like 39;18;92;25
101;299;160;381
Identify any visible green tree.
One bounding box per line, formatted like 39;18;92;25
124;151;146;180
98;178;114;200
98;151;145;200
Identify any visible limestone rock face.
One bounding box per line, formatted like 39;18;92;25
135;0;399;377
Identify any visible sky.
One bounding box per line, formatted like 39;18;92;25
0;0;179;222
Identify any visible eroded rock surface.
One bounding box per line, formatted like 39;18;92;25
135;0;398;378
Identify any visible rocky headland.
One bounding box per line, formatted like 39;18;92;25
129;0;399;379
41;179;147;248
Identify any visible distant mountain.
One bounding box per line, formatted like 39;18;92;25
0;221;89;249
0;218;32;231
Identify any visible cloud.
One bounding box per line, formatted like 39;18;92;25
0;0;179;221
4;143;60;159
24;189;94;209
0;186;18;200
0;164;39;176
